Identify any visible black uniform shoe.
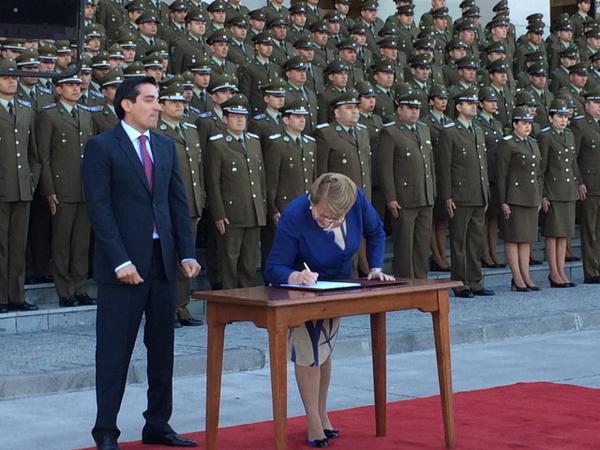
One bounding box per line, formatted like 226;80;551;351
0;305;9;313
59;296;78;307
141;429;197;447
75;294;96;305
584;276;600;284
174;319;183;329
454;289;474;298
471;288;495;296
9;301;39;311
180;317;203;326
96;435;120;450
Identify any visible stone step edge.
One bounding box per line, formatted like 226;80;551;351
2;309;599;400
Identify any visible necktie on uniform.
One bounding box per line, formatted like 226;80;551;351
7;102;15;120
238;137;246;151
411;126;421;146
71;107;79;122
175;125;185;141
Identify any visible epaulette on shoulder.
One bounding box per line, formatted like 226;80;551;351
253;113;266;120
199;111;212;118
356;123;367;129
16;99;31;108
38;86;52;95
42;103;57;110
303;135;315;142
417;120;426;126
316;123;329;129
246;132;259;139
90;90;104;98
182;122;197;129
78;104;103;112
209;133;223;141
573;115;585;120
443;122;455;128
541;126;551;132
189;105;201;114
383;121;395;127
529;137;537;142
268;133;281;140
503;135;513;140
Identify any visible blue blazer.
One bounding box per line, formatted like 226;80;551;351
265;188;385;285
82;123;195;284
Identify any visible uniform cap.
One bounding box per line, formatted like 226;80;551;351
261;78;287;96
188;57;211;73
323;12;342;22
525;50;546;63
414;38;435;51
309;20;328;33
54;75;82;85
141;52;162;68
409;54;431;68
478;86;499;102
377;36;399;49
108;44;125;60
252;31;274;45
462;7;481;18
549;99;570;114
227;15;248;28
206;0;227;12
207;30;230;45
80;55;93;72
293;38;317;49
324;60;350;74
136;12;160;24
16;49;40;67
336;39;358;51
429;85;449;99
280;98;310;115
396;4;414;16
396;91;422;108
124;0;145;12
248;9;267;21
266;15;288;28
123;61;145;76
456;56;479;69
92;51;111;69
100;68;125;88
0;58;17;71
487;58;510;73
282;56;308;72
453;87;479;102
559;48;578;60
186;8;206;22
331;90;360;108
515;91;538;107
456;20;477;32
289;2;308;14
208;73;237;92
584;88;600;100
485;40;506;54
371;61;395;73
431;7;449;18
38;45;58;61
492;0;509;12
569;63;589;76
159;83;186;101
169;0;187;11
527;62;548;76
356;81;376;97
221;93;250;114
512;105;534;122
55;40;71;54
360;0;379;11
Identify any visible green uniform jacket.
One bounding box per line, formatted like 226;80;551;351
437;121;490;206
572;114;600;196
92;103;119;134
155;120;205;218
264;132;316;216
314;121;372;200
205;131;266;227
171;34;209;74
377;121;436;208
237;59;281;116
37;103;96;202
195;109;227;152
496;134;543;207
0;99;39;202
537;127;580;201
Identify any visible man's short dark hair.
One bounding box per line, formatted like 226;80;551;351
114;76;157;120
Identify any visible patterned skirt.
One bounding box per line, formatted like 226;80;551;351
289;318;341;367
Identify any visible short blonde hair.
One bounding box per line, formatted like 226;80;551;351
309;173;357;216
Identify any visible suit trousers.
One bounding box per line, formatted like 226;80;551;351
0;201;30;305
219;226;259;289
93;240;176;441
175;217;199;320
51;202;90;298
391;206;432;279
449;205;485;293
580;196;600;279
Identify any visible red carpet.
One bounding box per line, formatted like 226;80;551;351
79;382;600;449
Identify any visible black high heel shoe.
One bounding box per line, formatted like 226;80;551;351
307;437;329;447
548;276;569;288
324;429;339;439
525;283;541;291
511;279;530;292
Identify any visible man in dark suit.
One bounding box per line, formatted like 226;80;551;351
82;77;201;450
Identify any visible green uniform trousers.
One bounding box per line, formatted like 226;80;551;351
218;226;260;290
0;201;30;305
580;196;600;279
391;206;432;279
51;202;90;298
449;205;485;293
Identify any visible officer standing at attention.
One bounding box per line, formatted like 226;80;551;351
571;89;600;284
205;94;267;289
0;58;40;313
248;79;287;150
378;91;435;279
156;83;206;327
438;88;495;298
92;68;123;133
37;75;98;307
315;91;372;201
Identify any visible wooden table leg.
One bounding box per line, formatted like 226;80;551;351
268;323;288;450
205;303;225;450
370;312;387;437
431;290;455;448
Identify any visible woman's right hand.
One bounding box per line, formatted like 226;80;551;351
541;197;550;213
288;269;319;286
500;203;511;220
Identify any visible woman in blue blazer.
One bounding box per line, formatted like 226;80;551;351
265;173;392;447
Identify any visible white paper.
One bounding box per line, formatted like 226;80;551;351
279;281;362;290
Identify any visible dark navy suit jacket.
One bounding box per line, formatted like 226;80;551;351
82;123;195;284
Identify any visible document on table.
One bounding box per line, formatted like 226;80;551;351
278;281;362;291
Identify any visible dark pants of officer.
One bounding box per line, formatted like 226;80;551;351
0;201;30;305
449;205;485;293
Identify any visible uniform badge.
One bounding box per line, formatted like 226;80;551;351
226;135;232;142
342;158;347;164
283;136;289;142
160;124;167;130
336;125;342;131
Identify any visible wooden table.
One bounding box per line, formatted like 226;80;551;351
193;279;461;450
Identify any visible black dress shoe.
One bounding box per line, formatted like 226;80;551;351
75;294;96;305
323;428;339;439
307;438;329;447
96;435;120;450
472;288;495;296
565;256;580;262
455;289;474;298
59;296;78;307
0;305;9;314
9;301;39;311
481;260;497;269
142;430;197;447
567;281;577;287
180;317;203;326
430;261;451;272
174;319;182;329
584;276;600;284
548;276;569;288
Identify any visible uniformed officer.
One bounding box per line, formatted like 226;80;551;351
406;54;432;118
335;38;365;86
286;2;311;44
558;63;588;115
156;83;205;326
248;79;286;150
378;91;435;279
282;56;318;134
205;94;267;289
538;99;580;288
187;58;213;113
171;8;210;74
93;68;123;133
263;99;316;261
549;48;578;94
447;56;479;119
514;91;543;138
526;63;554;128
158;0;188;48
293;38;325;95
135;12;167;59
318;60;350;124
314;90;372;201
475;87;505;269
226;15;254;67
0;59;40;313
572;89;600;283
371;60;396;124
486;58;514;128
438;88;495;297
37;75;97;306
206;30;238;75
423;85;452;272
268;15;295;67
15;49;55;111
237;32;281;116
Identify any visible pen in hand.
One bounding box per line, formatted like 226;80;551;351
300;262;319;286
